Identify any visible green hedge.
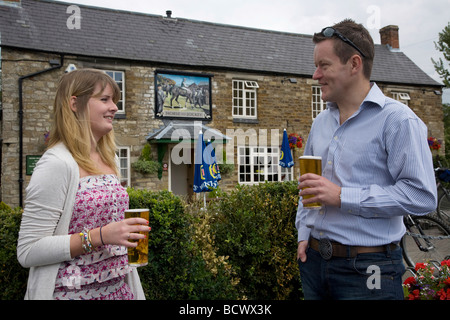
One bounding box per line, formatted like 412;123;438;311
0;182;302;300
0;204;28;299
208;181;302;300
127;188;239;299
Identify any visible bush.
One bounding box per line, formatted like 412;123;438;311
131;143;161;175
208;181;302;300
0;183;302;300
127;188;240;299
184;199;241;298
0;204;28;299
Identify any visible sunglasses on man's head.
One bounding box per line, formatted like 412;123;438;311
321;27;366;58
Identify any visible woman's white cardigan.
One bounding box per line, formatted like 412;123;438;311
17;143;145;300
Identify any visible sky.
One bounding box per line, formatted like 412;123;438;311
56;0;450;102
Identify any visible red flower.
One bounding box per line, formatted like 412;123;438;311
403;276;416;286
428;137;441;151
288;133;303;149
415;262;427;271
408;289;421;300
437;288;450;300
44;131;50;145
442;277;450;287
404;259;450;300
441;259;450;267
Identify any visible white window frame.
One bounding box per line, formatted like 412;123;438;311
392;91;411;106
116;146;131;187
104;70;125;114
244;80;259;88
232;79;258;118
312;85;326;119
237;146;293;185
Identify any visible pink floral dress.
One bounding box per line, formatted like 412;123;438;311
53;174;134;300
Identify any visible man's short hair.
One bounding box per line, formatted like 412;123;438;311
313;19;375;79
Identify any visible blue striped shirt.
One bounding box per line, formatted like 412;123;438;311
296;83;437;246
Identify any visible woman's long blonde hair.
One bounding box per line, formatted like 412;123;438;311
48;68;121;175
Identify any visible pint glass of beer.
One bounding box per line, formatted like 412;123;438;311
299;156;322;208
125;208;149;267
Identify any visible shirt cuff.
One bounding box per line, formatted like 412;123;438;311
297;226;311;242
340;187;361;216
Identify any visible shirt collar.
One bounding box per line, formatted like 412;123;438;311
327;82;385;111
363;82;386;108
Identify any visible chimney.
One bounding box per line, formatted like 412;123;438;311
166;10;172;18
379;25;399;49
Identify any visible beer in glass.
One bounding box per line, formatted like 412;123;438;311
125;208;149;267
299;156;322;208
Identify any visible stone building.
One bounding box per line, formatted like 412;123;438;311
0;0;444;207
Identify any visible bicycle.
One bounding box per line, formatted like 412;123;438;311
435;167;450;224
401;214;450;268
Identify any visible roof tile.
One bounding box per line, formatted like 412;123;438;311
0;0;441;86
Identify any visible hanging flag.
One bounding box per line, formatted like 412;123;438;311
193;131;218;193
206;140;221;182
279;129;294;168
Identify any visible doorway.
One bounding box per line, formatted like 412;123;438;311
169;146;194;199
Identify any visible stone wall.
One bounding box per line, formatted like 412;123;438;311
1;49;61;207
0;47;444;207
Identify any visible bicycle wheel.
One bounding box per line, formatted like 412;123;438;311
437;190;450;224
401;215;450;268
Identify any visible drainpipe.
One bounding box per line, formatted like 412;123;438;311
17;55;64;207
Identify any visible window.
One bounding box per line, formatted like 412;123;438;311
104;70;125;114
116;147;130;187
238;146;293;184
232;79;258;118
312;86;326;119
244;81;259;88
392;92;411;106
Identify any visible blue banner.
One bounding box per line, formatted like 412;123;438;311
193;131;218;193
279;129;294;168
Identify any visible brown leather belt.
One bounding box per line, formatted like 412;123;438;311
309;237;398;260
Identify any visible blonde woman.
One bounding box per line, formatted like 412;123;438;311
17;69;149;300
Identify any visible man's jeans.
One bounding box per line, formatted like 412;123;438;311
297;245;405;300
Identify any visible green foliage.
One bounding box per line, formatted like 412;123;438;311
218;149;235;176
184;199;241;298
0;201;11;211
0;183;303;300
127;188;239;299
433;22;450;87
442;103;450;161
131;143;161;174
209;181;302;300
218;162;235;176
0;205;28;299
131;158;160;174
141;143;152;160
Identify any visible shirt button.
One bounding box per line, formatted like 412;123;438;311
334;136;338;140
328;160;332;165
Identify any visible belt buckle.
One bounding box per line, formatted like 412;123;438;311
319;239;333;260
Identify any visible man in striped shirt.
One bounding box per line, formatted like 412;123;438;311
296;19;437;300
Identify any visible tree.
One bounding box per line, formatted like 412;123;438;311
433;23;450;161
443;103;450;160
432;22;450;87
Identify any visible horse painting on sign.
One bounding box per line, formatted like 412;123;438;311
155;70;213;120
